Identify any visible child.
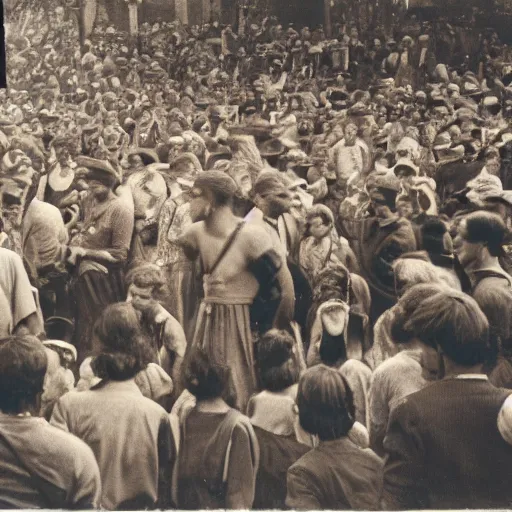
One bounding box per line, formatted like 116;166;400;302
299;205;340;284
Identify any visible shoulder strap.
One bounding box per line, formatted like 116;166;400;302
207;221;245;275
220;409;244;483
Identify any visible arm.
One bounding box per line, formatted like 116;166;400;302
286;464;323;510
178;224;200;262
70;446;102;510
368;370;390;458
382;400;428;510
49;396;71;433
157;415;175;509
225;423;258;509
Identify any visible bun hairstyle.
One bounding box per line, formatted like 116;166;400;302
257;329;299;392
421;216;448;254
91;303;153;381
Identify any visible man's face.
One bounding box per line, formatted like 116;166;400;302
232;168;252;199
453;219;482;270
88;180;110;201
189;186;211;222
345;124;358;146
127;284;155;313
257;188;292;219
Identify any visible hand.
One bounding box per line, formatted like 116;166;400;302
67;246;86;265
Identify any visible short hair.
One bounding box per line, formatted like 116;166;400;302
297;365;355;441
92;303;153;381
404;289;490;366
421;216;448;254
463;211;508;257
184;348;236;404
193;170;237;206
125;263;166;293
257;329;299;392
391;283;449;344
0;335;48;414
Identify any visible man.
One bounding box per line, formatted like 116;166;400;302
0;335;101;508
454;211;512;371
67;157;134;361
343;172;417;324
0;247;43;337
180;171;292;411
125;263;186;404
382;289;512;509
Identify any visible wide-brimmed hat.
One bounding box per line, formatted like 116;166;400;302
128;148;160;166
394;157;419;177
75;156;120;187
258;138;285;158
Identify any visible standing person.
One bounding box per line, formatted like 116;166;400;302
382;289;512;509
67;157;134;361
286;365;383;510
180;171;293;412
0;247;43;337
51;303;174;510
0;335;101;509
453;211;512;372
177;348;259;510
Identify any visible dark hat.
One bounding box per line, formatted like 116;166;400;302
258;138;285;157
75;156;120;187
128;148;160;166
44;316;74;343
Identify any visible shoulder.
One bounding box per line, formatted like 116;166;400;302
289;449;322;478
340;358;372;379
40;420;98;468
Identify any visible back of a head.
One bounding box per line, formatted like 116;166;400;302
184;347;235;405
464;211;508;257
0;335;47;414
257;329;299;392
404;289;490;366
92;303;152;381
391;283;449;344
297;365;355;441
421;216;448;254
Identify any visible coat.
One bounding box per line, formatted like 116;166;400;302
383;378;512;509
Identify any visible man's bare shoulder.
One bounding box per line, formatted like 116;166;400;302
241;221;272;241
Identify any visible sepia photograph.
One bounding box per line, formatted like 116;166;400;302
1;0;512;508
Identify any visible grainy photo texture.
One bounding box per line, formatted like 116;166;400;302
1;0;512;509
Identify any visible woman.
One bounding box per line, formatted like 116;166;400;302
286;365;383;510
51;303;174;510
247;330;309;509
177;348;259;510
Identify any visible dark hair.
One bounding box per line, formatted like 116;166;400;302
91;303;153;381
391;283;448;344
125;263;167;296
421;216;448;254
297;365;355;441
184;348;236;405
463;211;508;257
194;170;237;207
404;289;490;366
257;329;299;392
0;335;48;414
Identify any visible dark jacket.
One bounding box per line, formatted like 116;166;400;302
383;378;512;509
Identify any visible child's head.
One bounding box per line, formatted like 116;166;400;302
305;204;334;239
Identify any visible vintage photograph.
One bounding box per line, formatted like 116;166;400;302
1;0;512;508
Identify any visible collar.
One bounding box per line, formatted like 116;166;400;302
451;374;488;381
263;216;279;229
378;215;400;227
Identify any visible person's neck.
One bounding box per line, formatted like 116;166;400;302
471;254;504;275
204;205;237;234
195;397;230;413
401;338;425;352
443;358;484;378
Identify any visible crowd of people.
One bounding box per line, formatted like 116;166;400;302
3;0;512;509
